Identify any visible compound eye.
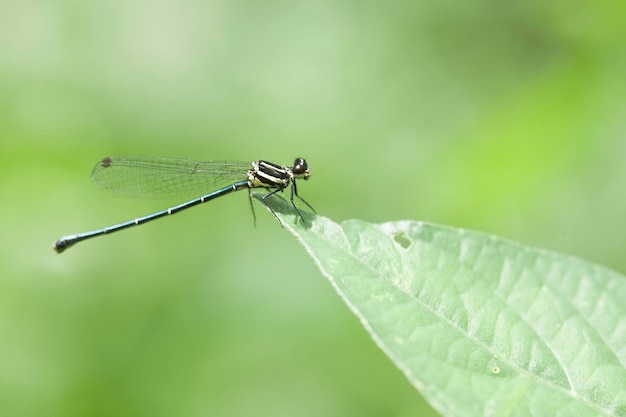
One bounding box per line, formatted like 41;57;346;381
292;157;311;180
292;157;308;175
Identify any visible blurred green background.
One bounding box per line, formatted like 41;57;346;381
1;0;625;416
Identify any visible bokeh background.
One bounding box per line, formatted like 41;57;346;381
1;1;625;416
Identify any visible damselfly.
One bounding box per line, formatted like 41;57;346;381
53;156;315;253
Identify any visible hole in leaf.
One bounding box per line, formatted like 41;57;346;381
392;231;411;249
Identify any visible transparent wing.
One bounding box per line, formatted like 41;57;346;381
90;155;252;200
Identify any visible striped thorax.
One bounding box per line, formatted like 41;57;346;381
248;158;311;189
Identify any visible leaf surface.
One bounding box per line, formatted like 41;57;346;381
261;195;626;417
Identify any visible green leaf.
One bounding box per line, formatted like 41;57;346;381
258;195;626;417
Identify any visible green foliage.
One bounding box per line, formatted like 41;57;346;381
263;196;626;417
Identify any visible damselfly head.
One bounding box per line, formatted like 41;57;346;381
292;157;311;180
